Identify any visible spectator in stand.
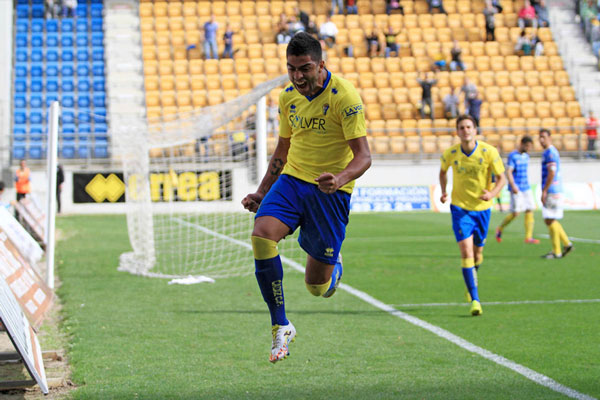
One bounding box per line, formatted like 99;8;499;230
461;77;478;114
444;87;460;119
346;0;358;14
417;72;438;120
222;24;235;59
62;0;76;17
483;0;497;41
15;159;31;202
590;19;600;58
532;32;544;56
305;17;320;39
203;15;219;60
518;0;538;29
386;0;405;15
492;0;503;12
586;110;599;158
427;0;448;14
433;52;447;71
535;0;550;27
365;30;382;57
295;7;310;31
319;14;338;48
331;0;344;14
468;93;483;131
276;26;292;44
45;0;59;19
276;12;289;34
383;26;400;57
515;29;533;55
288;16;305;35
450;40;466;71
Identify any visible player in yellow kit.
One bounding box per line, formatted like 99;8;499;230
439;115;506;316
242;32;371;363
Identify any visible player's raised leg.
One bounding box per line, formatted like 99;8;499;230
458;237;482;316
304;253;342;298
496;212;517;242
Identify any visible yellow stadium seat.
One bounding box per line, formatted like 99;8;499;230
544;42;558;56
221;74;237;90
535;101;551;118
175;76;190;91
513;86;529;102
203;59;218;75
378;87;394;104
510;118;527;137
401;57;417;73
545;86;560;102
534;56;549;71
192;90;207;107
405;137;420;153
526;118;542;134
369;120;386;137
540;70;555;86
519;56;534;71
177;90;191;107
207;89;224;105
555;71;570;86
393;86;408;103
495;71;509;86
498;86;514;102
549;56;564;71
457;0;471;13
494;118;510;137
551;102;567;119
567;101;582;118
509;71;525;87
211;1;225;16
475;56;490;71
422;136;437;153
528;86;544;102
505;101;521;118
366;104;382;121
485;86;500;102
160;90;176;108
356;57;371;73
525;71;540;86
235;58;250;74
372;137;390;154
145;91;160;108
385;57;401;73
402;119;418;137
479;117;494;133
361;72;376;89
236;73;252;90
490;102;506;119
196;2;210;17
362;88;378;105
389;136;405;153
385;119;402;136
252;73;268;86
560;86;576;101
520;102;536;119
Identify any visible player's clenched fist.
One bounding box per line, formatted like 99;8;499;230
242;192;263;213
315;172;338;194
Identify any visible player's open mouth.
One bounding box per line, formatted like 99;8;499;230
295;82;307;89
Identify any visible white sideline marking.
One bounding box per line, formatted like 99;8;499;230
538;234;600;244
174;217;597;400
392;299;600;308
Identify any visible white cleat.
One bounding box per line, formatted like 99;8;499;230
269;322;296;363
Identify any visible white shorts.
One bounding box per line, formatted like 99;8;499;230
542;193;564;220
510;189;536;213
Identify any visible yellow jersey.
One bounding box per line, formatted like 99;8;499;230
440;141;505;211
278;70;366;194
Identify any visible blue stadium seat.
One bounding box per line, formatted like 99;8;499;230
13;144;27;160
32;0;44;4
47;33;59;47
77;64;90;77
94;123;108;135
76;4;88;17
77;109;91;123
61;63;74;77
92;62;104;76
15;34;28;47
31;33;44;47
61;79;75;92
14;95;27;109
76;34;89;47
16;20;28;33
92;78;105;92
62;111;75;124
30;95;43;108
78;144;90;158
29;145;45;160
78;124;91;134
90;4;103;17
93;94;106;108
93;144;108;158
61;94;74;108
31;49;43;62
46;19;58;33
77;79;91;92
30;123;44;135
31;19;44;33
90;0;103;3
46;92;59;106
77;49;89;62
15;79;27;93
61;19;74;32
91;18;103;32
31;4;45;18
30;111;44;124
61;141;76;158
14;110;27;124
77;94;91;107
30;64;43;78
16;5;29;18
62;125;76;141
17;0;29;4
92;48;104;62
46;79;59;92
91;32;103;47
61;49;74;62
16;50;27;62
47;49;59;62
15;65;27;78
13;126;27;142
46;62;59;77
61;34;74;47
76;20;88;32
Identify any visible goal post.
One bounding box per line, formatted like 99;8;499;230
116;75;301;280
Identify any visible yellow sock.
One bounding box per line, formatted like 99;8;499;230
305;279;331;296
499;213;517;230
475;254;483;267
555;222;571;246
549;222;562;255
524;212;534;240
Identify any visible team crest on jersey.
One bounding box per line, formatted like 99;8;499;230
323;103;330;115
290;104;296;114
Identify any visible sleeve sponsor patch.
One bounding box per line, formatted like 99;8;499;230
342;103;364;118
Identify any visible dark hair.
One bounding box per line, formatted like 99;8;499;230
456;114;477;128
286;32;322;63
521;135;533;144
539;128;551;136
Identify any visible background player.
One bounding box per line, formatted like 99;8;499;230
439;115;506;316
495;136;540;244
242;32;371;363
539;129;573;259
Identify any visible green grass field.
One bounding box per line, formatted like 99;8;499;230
56;211;600;399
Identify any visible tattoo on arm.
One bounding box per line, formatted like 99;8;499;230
270;158;284;176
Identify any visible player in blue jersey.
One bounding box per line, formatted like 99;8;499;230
242;32;371;363
495;136;540;244
439;115;506;316
539;129;573;259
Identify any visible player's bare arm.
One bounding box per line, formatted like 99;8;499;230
507;168;519;194
315;136;371;194
439;168;448;203
481;173;506;201
242;136;290;212
541;162;556;205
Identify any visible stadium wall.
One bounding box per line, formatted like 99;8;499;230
8;159;600;215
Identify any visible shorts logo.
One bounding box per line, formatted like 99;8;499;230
343;103;363;118
323;103;330;115
324;247;334;258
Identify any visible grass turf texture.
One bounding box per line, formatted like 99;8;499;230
56;211;600;399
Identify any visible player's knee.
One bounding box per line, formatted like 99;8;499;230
251;236;278;260
305;279;331;296
475;254;484;266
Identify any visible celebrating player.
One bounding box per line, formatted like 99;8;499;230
439;115;506;316
539;129;573;259
495;136;540;244
242;32;371;363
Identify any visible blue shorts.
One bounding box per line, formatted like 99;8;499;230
255;174;351;264
450;204;491;247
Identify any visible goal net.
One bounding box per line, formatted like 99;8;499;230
115;75;302;280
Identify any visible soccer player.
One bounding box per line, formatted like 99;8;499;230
539;129;573;259
242;32;371;363
439;115;506;316
495;136;540;244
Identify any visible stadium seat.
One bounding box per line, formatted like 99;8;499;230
31;49;43;62
61;18;74;32
91;33;104;47
76;34;89;47
77;49;90;62
77;64;90;77
62;94;75;108
46;79;59;92
13;144;27;160
61;141;76;159
91;18;103;32
78;94;91;108
14;95;26;109
92;48;104;62
31;33;43;47
78;108;92;123
76;4;88;17
62;79;75;92
76;20;88;33
93;78;105;92
31;19;44;33
47;48;59;62
46;19;58;33
46;92;58;106
61;34;74;47
31;79;43;92
15;65;27;78
30;111;44;124
29;144;45;160
31;95;43;108
62;49;74;62
92;62;104;77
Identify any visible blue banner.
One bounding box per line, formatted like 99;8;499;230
350;186;431;212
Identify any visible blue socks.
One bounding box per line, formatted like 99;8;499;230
255;256;289;326
462;267;480;302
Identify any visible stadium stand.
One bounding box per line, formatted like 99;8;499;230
12;0;107;159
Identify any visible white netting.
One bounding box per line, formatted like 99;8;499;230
115;75;302;280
